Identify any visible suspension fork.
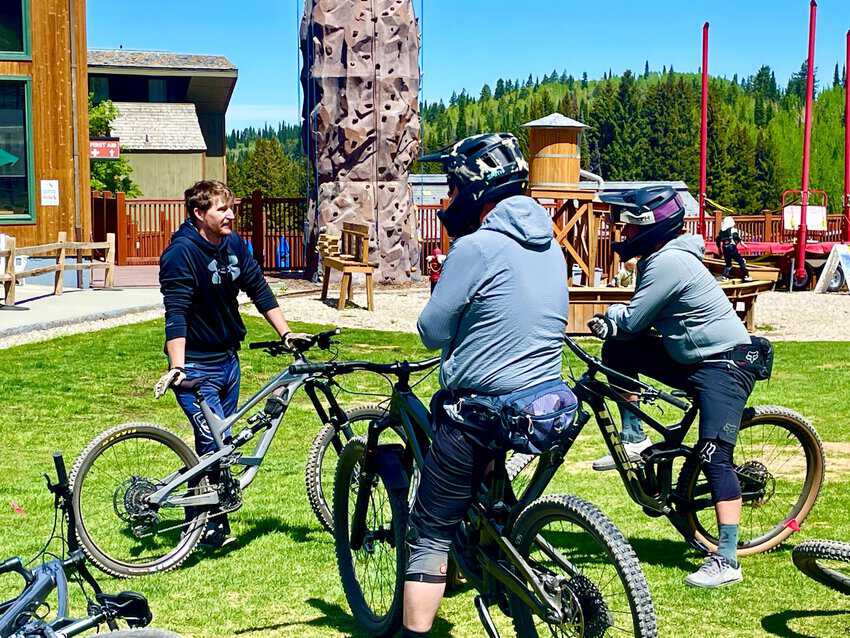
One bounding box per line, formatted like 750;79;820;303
349;415;393;551
303;379;353;446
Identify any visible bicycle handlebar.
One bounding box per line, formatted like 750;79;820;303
289;356;440;377
564;336;691;411
249;328;342;353
53;452;68;489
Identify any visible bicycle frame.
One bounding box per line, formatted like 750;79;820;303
352;369;583;626
148;355;353;511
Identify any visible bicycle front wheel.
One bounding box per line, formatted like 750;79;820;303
71;423;208;577
677;405;825;555
333;437;407;637
508;494;657;638
792;540;850;595
305;405;390;533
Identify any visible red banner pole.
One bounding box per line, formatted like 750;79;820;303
844;28;850;242
699;22;709;239
795;0;817;282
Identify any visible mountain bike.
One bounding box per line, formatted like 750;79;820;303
70;329;427;577
299;356;657;637
0;452;180;638
792;540;850;595
510;337;825;556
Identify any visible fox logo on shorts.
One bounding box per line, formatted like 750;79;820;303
699;441;717;463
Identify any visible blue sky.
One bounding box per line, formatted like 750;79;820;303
87;1;850;132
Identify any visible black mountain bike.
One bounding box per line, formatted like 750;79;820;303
509;337;825;557
0;453;179;638
69;329;412;577
290;357;657;637
793;540;850;595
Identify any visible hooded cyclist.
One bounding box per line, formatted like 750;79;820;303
402;134;572;636
587;185;758;588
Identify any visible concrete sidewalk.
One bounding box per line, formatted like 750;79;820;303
0;285;164;337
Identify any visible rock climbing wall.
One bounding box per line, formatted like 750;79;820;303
300;0;421;283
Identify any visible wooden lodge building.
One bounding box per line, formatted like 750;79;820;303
0;0;91;245
88;50;237;198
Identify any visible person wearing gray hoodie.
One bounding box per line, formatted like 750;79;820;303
402;134;570;637
588;186;757;590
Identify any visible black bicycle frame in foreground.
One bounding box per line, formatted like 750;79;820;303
552;336;825;556
0;454;165;638
320;356;657;637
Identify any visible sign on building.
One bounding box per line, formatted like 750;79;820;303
783;205;827;231
89;137;121;159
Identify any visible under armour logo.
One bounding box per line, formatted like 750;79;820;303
746;350;759;364
208;253;241;285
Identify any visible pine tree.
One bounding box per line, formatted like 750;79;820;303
834;63;841;88
754;129;780;209
455;100;468;140
644;60;650;78
494;78;506;99
581;72;588;89
480;83;492;100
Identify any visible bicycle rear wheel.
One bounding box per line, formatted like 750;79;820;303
508;494;657;638
71;423;208;577
792;540;850;595
333;437;407;637
305;406;390;533
676;406;824;555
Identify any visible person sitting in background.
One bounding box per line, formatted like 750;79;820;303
608;258;637;288
715;216;752;282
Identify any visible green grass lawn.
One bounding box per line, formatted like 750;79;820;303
0;319;849;637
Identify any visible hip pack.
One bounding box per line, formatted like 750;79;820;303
730;336;774;381
444;380;580;455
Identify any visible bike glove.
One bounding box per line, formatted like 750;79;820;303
282;331;313;352
154;367;186;399
588;314;617;340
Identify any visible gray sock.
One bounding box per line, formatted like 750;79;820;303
619;405;646;444
717;524;739;567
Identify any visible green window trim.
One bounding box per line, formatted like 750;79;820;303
0;76;35;225
0;0;31;61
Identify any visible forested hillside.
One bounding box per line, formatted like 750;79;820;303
227;63;848;212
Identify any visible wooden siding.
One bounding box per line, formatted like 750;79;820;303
528;128;581;189
0;0;90;245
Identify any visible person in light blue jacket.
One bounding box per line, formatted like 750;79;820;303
402;134;570;637
587;186;756;589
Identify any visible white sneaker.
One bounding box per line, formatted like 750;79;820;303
591;437;653;472
684;554;742;588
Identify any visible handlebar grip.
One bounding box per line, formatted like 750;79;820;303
53;452;68;488
249;340;282;350
658;390;691;411
289;362;329;375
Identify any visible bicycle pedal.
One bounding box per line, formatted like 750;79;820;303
474;595;501;638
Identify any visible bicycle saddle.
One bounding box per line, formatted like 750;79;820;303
96;591;152;628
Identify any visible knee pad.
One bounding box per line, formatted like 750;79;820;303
405;523;449;584
697;438;741;502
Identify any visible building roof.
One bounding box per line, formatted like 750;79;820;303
88;49;236;72
110;102;207;152
522;113;588;129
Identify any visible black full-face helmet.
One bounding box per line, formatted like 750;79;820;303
421;133;529;238
600;186;687;260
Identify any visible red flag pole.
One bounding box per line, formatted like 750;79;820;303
699;22;709;238
844;28;850;242
795;0;817;283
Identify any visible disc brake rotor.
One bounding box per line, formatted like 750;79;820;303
738;460;775;507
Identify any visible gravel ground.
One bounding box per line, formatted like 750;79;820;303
1;285;847;350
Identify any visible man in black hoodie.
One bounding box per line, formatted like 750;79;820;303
156;180;308;547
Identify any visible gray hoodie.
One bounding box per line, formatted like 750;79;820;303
417;195;568;394
605;234;750;364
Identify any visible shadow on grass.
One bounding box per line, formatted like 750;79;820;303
622;537;698;571
234;597;455;636
761;609;850;637
180;516;322;569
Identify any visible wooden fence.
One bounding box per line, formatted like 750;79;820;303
1;233;115;306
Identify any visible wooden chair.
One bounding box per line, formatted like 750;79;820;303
318;222;375;311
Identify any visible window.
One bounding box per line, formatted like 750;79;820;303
0;80;32;221
90;76;109;103
0;1;27;57
149;78;167;103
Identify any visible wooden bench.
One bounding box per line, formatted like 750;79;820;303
318;222;375;311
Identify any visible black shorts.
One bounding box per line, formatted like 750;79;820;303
602;335;755;444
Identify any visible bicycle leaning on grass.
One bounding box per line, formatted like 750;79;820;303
69;328;420;578
508;337;826;557
288;355;658;637
0;452;179;638
792;539;850;595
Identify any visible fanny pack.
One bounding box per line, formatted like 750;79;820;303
729;336;774;381
444;380;580;455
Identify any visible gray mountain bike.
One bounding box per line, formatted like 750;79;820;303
69;329;412;577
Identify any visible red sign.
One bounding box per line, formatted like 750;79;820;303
89;138;120;159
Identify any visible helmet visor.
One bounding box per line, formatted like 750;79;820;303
614;194;683;226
